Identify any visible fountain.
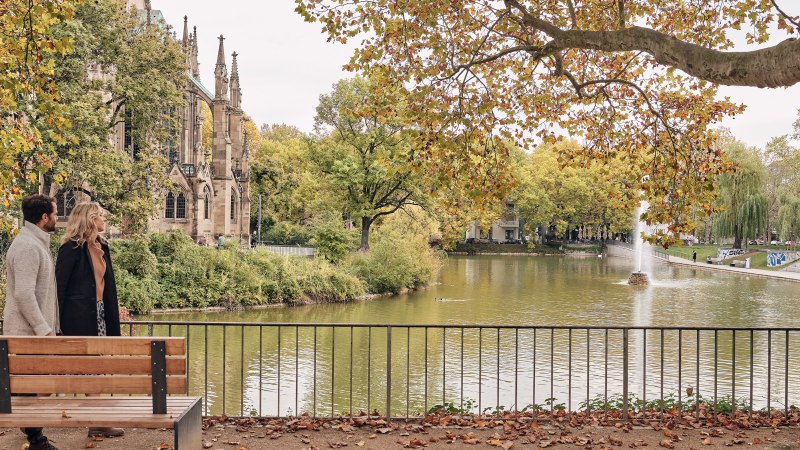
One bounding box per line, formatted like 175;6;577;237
628;201;652;285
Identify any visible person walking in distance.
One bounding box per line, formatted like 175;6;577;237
55;202;123;438
3;194;60;450
692;250;697;264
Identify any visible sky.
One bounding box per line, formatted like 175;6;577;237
154;1;799;149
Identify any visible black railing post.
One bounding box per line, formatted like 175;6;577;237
622;329;629;420
0;340;11;413
151;340;167;414
386;325;392;420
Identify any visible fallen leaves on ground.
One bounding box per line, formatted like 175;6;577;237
194;407;800;449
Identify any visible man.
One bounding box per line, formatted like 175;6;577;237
4;194;60;450
692;250;697;264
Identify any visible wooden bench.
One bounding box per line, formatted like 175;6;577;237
0;336;201;449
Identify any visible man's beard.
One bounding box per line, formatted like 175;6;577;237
44;217;57;233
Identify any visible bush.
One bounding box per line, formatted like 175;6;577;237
262;221;311;245
148;230;195;262
310;213;356;263
346;215;442;294
115;268;161;314
110;236;158;278
109;225;436;313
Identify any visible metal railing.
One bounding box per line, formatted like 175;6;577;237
257;245;315;257
123;321;800;419
605;241;670;261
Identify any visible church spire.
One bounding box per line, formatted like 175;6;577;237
182;16;189;46
214;35;228;100
230;52;241;108
191;26;200;79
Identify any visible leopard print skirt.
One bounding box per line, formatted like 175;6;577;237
96;301;107;337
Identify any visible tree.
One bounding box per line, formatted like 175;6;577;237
0;0;77;230
249;124;318;236
713;137;768;249
514;141;636;241
296;0;800;243
312;77;427;251
762;135;799;241
38;0;185;231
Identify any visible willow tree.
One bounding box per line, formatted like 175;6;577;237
296;0;800;244
714;139;768;249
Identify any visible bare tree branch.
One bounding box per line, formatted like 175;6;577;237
771;0;800;33
565;0;577;28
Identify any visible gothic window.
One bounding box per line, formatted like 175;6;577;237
55;189;76;218
230;191;236;223
165;192;174;219
123;109;140;160
204;189;210;220
168;142;178;165
64;191;76;217
176;193;186;219
56;192;65;218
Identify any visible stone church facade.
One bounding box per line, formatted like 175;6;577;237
52;1;251;243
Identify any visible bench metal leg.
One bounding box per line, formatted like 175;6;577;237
174;398;202;449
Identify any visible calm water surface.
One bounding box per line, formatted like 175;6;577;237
149;255;799;326
143;255;800;416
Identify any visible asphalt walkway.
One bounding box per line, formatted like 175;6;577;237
665;254;800;283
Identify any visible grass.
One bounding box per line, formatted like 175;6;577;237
662;244;718;262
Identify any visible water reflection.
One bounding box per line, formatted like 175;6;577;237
141;255;800;415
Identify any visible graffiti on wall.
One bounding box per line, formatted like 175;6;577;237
767;253;787;267
718;249;746;260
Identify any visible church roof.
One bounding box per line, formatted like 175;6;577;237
188;73;214;101
137;9;168;32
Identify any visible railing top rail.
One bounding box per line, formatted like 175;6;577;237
122;320;800;331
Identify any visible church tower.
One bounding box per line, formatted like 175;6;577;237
210;35;234;236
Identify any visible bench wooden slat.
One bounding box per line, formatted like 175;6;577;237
9;397;198;408
9;355;186;375
10;375;187;394
0;397;198;429
5;336;186;356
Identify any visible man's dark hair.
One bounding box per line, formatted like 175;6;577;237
21;194;56;224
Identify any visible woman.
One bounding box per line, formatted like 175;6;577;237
55;202;124;438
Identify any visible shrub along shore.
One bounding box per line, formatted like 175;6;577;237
111;230;442;314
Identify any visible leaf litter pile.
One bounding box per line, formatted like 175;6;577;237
195;406;800;449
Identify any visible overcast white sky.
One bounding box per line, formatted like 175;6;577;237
154;1;799;149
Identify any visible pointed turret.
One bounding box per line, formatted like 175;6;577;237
214;35;228;100
191;26;200;79
182;16;189;47
230;52;241;108
144;0;152;26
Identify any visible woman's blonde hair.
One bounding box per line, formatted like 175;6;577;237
61;202;107;247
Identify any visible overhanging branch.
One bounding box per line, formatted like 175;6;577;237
504;0;800;88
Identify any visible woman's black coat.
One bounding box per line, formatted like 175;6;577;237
55;240;121;336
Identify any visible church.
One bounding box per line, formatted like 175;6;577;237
52;1;251;243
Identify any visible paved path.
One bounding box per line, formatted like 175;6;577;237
665;254;800;283
2;424;799;450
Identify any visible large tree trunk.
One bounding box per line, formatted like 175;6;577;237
733;226;742;249
41;171;53;197
359;216;372;252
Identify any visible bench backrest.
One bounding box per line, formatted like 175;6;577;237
0;336;187;414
